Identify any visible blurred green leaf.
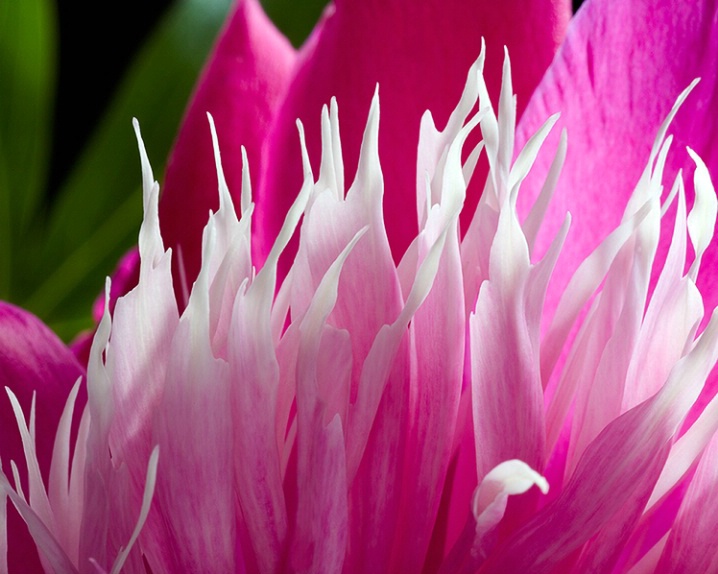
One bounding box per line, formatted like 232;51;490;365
0;0;56;298
17;0;326;341
21;0;231;334
261;0;328;47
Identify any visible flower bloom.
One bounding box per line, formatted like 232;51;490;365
4;0;718;572
3;31;718;572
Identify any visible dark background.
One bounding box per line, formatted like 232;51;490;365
50;0;585;198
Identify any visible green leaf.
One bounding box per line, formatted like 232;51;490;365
261;0;328;47
22;0;231;328
0;0;56;299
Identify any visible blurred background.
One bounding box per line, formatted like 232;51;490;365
50;0;331;198
1;0;584;342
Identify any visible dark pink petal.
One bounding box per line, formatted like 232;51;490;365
158;0;295;300
516;0;718;320
0;303;85;572
257;0;570;265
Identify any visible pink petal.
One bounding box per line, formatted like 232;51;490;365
257;0;570;265
470;202;559;483
516;0;718;324
290;96;403;419
285;95;409;572
391;230;464;572
227;287;288;571
289;233;359;572
0;303;85;572
158;0;295;301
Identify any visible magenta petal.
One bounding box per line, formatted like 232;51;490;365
257;0;570;264
158;0;295;299
0;302;85;572
516;0;718;317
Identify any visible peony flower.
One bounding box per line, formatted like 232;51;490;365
2;0;718;572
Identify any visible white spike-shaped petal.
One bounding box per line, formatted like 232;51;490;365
508;113;560;205
109;446;159;574
523;128;567;257
687;148;718;280
207;112;238;223
497;48;516;181
330;97;345;197
318;103;341;199
240;145;252;216
5;389;57;536
132;120;164;269
48;377;83;560
254;120;313;299
0;470;77;574
0;486;6;573
10;461;25;503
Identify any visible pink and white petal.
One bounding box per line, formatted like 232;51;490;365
438;460;549;574
0;303;85;572
150;277;236;572
480;310;718;573
613;477;688;573
105;199;178;490
516;0;718;321
227;286;288;572
542;199;656;451
342;223;462;573
289;415;348;572
80;296;147;574
345;351;410;574
565;235;653;476
292;343;350;572
257;0;570;264
158;0;295;297
290;231;363;572
560;131;668;462
621;184;701;412
470;204;545;482
0;471;78;574
291;93;403;419
650;387;718;512
390;227;465;572
387;98;479;567
423;397;478;568
205;133;255;357
654;429;718;573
